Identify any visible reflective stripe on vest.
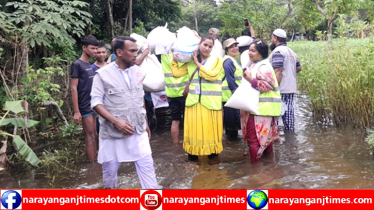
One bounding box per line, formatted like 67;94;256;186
253;59;281;116
222;55;243;102
185;56;223;110
162;54;189;98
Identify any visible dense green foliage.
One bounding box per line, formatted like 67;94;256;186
291;38;374;127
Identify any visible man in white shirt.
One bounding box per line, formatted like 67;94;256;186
91;36;158;189
208;28;223;59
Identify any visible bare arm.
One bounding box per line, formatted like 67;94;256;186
296;66;302;73
71;78;81;124
249;24;255;38
135;48;149;66
94;104;135;135
274;67;283;84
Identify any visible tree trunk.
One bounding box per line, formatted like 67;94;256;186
20;39;28;78
129;0;132;34
107;0;114;38
194;0;199;32
327;19;333;51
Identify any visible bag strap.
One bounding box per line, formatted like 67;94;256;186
189;57;208;82
189;67;199;82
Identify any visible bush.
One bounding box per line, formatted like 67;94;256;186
289;38;374;127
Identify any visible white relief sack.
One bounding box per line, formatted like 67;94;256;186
141;54;165;92
225;75;260;115
172;26;200;63
147;23;176;55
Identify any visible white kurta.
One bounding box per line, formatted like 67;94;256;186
91;63;152;163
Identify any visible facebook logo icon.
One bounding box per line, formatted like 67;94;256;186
1;190;22;209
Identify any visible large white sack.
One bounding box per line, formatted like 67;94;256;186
237;36;253;47
225;77;260;115
140;54;165;92
151;90;169;109
240;49;251;69
130;33;148;51
172;26;200;63
147;24;176;55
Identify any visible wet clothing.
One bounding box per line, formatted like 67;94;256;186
244;114;274;161
281;93;295;131
70;59;95;115
184;102;223;156
240;60;280;161
102;154;158;189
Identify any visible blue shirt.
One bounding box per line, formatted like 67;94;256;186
223;59;242;94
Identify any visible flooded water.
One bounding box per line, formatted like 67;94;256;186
2;95;374;189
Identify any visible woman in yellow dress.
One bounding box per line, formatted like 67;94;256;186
171;35;224;164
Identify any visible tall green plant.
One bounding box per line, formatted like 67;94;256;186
0;100;40;168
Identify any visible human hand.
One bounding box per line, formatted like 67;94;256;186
114;119;135;135
191;50;199;64
243;70;253;83
73;112;82;125
142;48;149;56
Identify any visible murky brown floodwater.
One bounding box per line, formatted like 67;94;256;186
2;95;374;189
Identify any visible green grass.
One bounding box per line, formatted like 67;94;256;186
289;38;374;127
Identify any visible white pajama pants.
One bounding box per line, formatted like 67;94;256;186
102;154;158;189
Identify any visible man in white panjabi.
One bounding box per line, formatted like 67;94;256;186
91;36;158;189
208;28;224;59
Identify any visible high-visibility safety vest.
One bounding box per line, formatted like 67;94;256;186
252;59;281;116
185;56;223;110
222;55;243;102
161;54;189;98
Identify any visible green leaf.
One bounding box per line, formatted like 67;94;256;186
13;135;40;166
1;118;39;128
3;100;24;114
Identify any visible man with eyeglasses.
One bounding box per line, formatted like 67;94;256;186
269;29;302;133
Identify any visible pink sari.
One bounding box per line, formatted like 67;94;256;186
240;62;280;159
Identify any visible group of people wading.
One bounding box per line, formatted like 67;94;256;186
71;23;301;189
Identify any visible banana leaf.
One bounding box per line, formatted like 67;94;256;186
3;100;24;114
13;135;39;166
1;118;39;128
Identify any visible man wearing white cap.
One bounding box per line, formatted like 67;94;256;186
269;29;302;133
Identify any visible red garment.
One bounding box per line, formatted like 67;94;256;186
245;114;273;161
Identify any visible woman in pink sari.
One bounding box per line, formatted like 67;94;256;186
241;40;281;162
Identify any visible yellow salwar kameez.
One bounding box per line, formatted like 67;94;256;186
171;57;224;156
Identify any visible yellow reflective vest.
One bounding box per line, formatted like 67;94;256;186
185;56;223;110
161;54;189;98
222;55;243;102
252;59;281;116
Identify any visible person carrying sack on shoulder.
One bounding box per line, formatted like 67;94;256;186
170;35;224;165
241;40;281;162
162;53;189;144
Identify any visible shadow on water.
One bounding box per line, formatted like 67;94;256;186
2;95;374;189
